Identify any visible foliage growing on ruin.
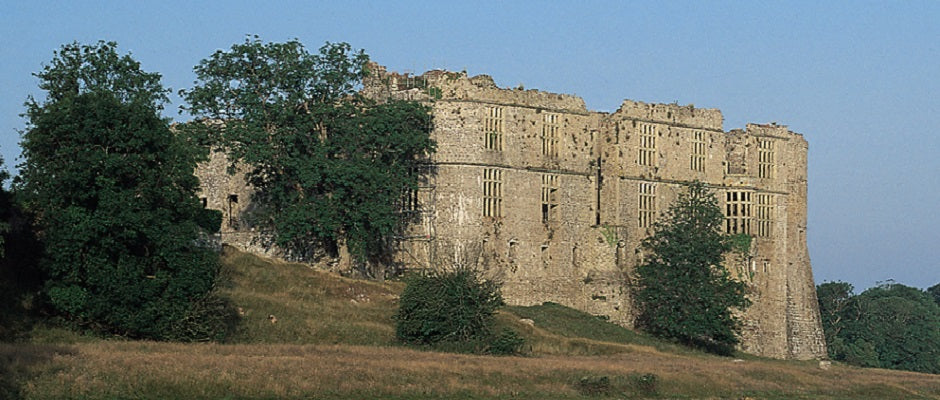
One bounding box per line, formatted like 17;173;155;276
599;225;619;248
182;37;435;272
633;181;750;355
817;281;940;374
16;41;231;340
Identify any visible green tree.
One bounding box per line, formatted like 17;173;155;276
633;181;750;355
816;281;855;357
819;281;940;373
831;283;940;374
928;282;940;306
182;37;434;277
16;41;230;340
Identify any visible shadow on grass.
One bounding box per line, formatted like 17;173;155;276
0;343;76;400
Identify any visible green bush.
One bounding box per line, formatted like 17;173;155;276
167;292;239;342
576;375;611;396
487;328;525;356
395;267;502;345
630;373;659;396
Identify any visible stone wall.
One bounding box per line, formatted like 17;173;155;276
196;63;828;360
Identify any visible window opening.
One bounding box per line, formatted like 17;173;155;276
484;106;503;151
542;113;559;157
691;130;706;172
758;139;774;179
482;168;503;217
638;123;656;166
541;173;558;223
725;191;752;234
638;182;656;229
227;194;239;230
756;193;773;237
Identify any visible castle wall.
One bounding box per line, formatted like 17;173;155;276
197;64;827;360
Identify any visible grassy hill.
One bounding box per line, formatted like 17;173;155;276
1;247;938;399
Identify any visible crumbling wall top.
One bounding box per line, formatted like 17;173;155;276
745;122;806;145
364;62;589;114
612;100;724;131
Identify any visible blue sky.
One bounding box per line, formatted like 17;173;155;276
1;1;937;291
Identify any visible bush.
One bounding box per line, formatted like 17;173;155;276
395;267;502;345
630;373;659;396
167;293;239;342
576;376;611;396
487;328;525;356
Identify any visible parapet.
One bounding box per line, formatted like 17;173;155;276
612;100;724;131
364;62;589;114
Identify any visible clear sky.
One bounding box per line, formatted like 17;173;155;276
1;1;937;291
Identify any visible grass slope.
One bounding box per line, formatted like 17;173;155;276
1;247;938;399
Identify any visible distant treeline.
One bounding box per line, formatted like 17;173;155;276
817;281;940;374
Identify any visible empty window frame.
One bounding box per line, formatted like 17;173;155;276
638;123;656;166
542;113;559;157
482;168;503;218
401;186;420;212
725;191;752;234
541;173;559;222
691;130;706;172
484;106;504;151
755;193;773;238
638;182;656;229
227;194;239;230
758;139;774;179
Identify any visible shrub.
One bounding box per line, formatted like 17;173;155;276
576;375;611;396
630;373;659;396
487;328;525;356
395;267;502;345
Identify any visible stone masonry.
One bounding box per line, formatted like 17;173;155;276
195;64;828;360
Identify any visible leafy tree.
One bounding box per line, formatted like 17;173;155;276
928;282;940;306
816;281;855;355
182;37;434;277
819;282;940;374
633;181;750;355
395;266;503;345
16;41;230;340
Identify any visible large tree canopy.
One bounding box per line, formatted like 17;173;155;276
182;37;434;274
818;281;940;374
17;41;226;340
633;181;751;355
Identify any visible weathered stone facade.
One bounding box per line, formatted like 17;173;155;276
195;64;827;360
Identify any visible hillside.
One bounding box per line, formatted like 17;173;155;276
1;248;938;399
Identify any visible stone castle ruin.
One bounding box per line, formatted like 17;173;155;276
195;63;827;360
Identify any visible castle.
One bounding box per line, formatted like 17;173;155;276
195;64;827;360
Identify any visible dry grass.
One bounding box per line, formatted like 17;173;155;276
218;247;402;346
3;248;938;399
4;341;938;399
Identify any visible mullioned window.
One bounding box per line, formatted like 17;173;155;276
484;106;503;151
